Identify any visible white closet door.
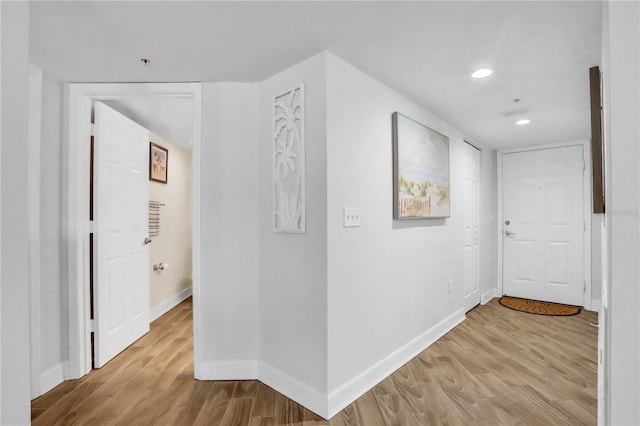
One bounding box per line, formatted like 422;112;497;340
463;142;481;312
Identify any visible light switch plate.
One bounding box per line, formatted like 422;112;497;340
343;207;361;227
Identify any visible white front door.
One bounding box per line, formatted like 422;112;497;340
463;142;481;312
502;145;584;306
94;102;150;367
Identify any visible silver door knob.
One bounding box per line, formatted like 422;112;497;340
504;230;516;237
143;237;152;245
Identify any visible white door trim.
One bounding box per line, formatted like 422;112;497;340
66;83;202;379
28;66;43;398
497;139;592;310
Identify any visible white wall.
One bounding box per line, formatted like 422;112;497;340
602;1;640;424
0;4;3;418
198;83;260;377
599;4;610;422
149;133;192;316
39;72;67;387
591;214;602;309
258;52;329;413
325;53;495;415
0;1;31;424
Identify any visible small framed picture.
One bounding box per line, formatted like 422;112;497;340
149;142;168;184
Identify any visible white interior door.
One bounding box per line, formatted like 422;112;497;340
502;145;584;306
94;102;150;368
463;142;481;312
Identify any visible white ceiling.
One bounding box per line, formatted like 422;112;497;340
29;1;601;150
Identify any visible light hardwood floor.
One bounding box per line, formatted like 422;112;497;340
32;298;597;425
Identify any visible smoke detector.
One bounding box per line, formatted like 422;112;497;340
501;108;529;117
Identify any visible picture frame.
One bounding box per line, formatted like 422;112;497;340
589;66;605;213
149;142;168;184
393;112;450;219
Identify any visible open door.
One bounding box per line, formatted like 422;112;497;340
93;101;150;368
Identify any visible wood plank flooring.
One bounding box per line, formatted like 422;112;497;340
32;298;597;425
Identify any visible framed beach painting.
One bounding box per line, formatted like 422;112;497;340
149;142;168;184
392;112;450;219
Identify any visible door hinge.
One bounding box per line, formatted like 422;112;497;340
89;220;95;233
583;161;586;171
90;319;96;333
584;281;587;292
90;123;95;137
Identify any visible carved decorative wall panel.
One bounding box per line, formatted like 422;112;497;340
273;84;305;233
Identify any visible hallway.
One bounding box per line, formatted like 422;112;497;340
31;298;597;425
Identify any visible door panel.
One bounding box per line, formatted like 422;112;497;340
546;242;569;285
94;102;150;368
514;240;535;282
545;183;570;225
515;184;536;224
463;142;481;312
502;145;584;306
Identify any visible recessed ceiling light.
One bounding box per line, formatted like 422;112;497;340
471;67;493;79
516;119;531;126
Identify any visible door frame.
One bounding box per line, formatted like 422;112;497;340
28;66;43;398
463;139;481;312
497;139;593;310
66;83;202;379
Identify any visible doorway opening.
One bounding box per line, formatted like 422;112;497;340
65;83;202;380
90;99;195;368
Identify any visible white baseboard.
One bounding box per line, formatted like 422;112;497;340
327;308;466;419
197;359;327;418
38;361;69;398
198;360;258;380
150;286;192;322
259;362;328;419
481;288;499;305
195;308;466;420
